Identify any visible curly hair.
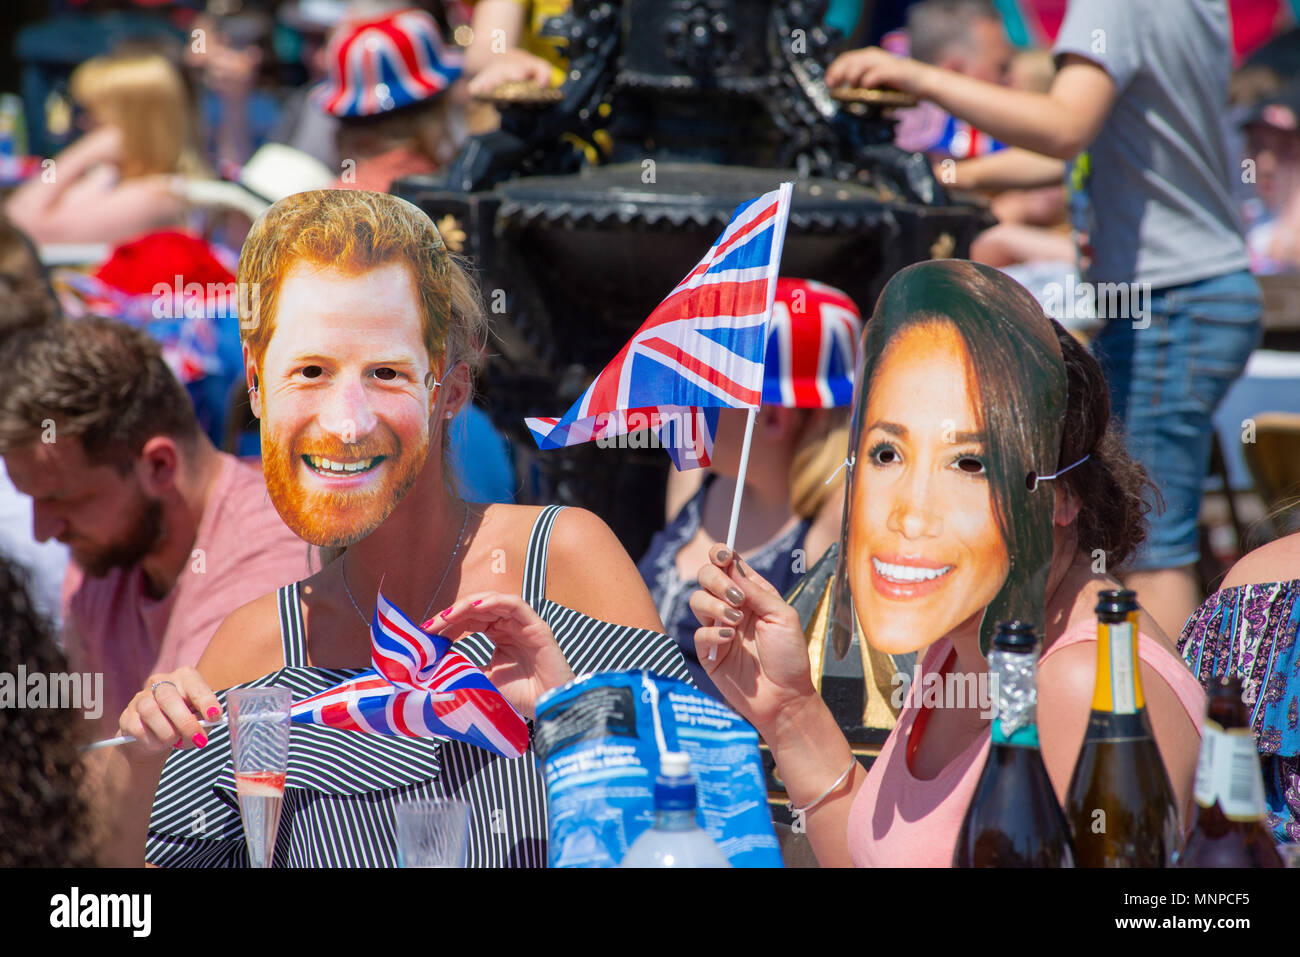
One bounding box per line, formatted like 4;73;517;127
0;553;96;866
1050;320;1159;571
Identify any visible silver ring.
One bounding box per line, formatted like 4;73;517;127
151;679;179;697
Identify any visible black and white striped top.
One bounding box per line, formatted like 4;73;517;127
145;506;692;867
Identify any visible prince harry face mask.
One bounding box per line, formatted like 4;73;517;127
238;191;456;547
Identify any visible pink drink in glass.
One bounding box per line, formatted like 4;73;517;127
235;770;286;868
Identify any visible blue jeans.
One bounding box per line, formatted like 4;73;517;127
1091;269;1262;571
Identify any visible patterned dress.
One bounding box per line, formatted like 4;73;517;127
145;506;692;867
1178;580;1300;844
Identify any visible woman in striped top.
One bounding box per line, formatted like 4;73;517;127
95;189;690;866
127;505;690;867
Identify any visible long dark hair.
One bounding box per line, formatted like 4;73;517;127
833;260;1067;654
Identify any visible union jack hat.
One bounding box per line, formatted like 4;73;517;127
316;7;463;119
763;278;863;408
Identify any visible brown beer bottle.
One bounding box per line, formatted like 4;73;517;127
954;621;1075;867
1179;676;1283;867
1065;590;1179;867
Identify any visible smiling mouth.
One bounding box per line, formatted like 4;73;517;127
871;557;954;584
302;454;385;476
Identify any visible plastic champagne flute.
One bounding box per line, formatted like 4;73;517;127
395;799;471;867
228;688;292;868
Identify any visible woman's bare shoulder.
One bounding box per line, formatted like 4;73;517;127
473;504;548;557
1220;532;1300;590
544;507;664;631
471;503;662;629
477;503;616;555
480;502;547;527
1054;568;1175;654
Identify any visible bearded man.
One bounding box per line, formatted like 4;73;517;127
0;317;312;732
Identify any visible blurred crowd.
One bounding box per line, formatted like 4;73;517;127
1;0;1298;868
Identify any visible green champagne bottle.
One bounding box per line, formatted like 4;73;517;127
954;621;1075;867
1065;590;1179;867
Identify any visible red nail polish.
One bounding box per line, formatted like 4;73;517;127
193;732;208;748
174;739;182;749
471;599;482;607
207;707;220;720
440;606;453;618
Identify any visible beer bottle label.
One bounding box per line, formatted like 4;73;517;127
1193;720;1268;822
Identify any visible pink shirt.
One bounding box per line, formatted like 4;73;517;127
846;623;1207;867
61;453;311;728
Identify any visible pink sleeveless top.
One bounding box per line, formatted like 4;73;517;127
845;623;1206;867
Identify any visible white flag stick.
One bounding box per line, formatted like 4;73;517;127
723;179;792;553
713;404;758;662
725;406;758;551
710;182;793;662
81;718;224;752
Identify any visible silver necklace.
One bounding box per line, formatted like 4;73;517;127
341;503;471;629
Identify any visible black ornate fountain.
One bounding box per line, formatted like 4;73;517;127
395;0;989;847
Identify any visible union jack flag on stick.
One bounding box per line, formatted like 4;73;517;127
525;182;794;471
290;592;530;759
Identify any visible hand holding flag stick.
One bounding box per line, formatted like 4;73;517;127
723;183;794;555
708;183;795;656
90;666;225;756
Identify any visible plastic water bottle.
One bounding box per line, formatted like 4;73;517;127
619;752;731;868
